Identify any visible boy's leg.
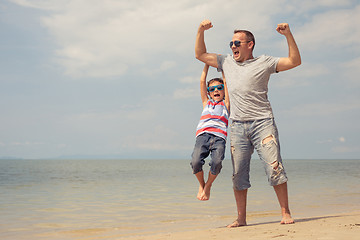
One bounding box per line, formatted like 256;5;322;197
195;170;206;200
200;136;225;201
191;134;211;200
199;171;217;201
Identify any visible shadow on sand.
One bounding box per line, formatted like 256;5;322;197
218;214;351;228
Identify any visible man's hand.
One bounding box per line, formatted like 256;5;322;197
199;19;213;32
276;23;291;36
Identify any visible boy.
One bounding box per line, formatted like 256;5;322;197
191;64;230;201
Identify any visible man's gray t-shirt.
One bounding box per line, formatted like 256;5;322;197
217;54;280;121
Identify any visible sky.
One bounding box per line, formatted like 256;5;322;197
0;0;359;160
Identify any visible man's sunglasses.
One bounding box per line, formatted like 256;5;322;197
208;84;224;92
229;40;251;48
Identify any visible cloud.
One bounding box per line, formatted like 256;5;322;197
9;141;45;146
173;88;197;99
9;0;292;79
179;75;198;84
122;124;191;152
141;60;177;76
317;137;346;144
283;0;353;14
62;105;157;135
9;0;69;10
332;146;360;154
10;0;360;80
11;0;206;78
296;5;360;52
5;0;360;159
316;139;333;144
271;62;330;88
284;99;360;117
342;57;360;86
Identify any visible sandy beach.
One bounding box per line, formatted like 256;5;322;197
1;159;359;240
124;211;360;240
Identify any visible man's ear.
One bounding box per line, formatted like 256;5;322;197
248;41;254;50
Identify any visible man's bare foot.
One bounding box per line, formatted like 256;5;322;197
227;219;247;228
281;213;295;224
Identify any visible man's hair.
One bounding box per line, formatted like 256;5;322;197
207;78;224;89
234;29;255;50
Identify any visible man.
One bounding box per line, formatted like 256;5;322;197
195;19;301;227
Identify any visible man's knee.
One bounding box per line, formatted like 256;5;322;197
268;160;287;186
232;172;251;190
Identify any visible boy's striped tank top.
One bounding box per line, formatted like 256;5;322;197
196;99;229;140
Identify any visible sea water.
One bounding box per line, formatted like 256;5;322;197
0;159;359;239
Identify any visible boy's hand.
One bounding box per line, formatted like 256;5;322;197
276;23;291;36
199;19;213;32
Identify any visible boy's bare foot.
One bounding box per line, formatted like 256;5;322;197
199;183;211;201
227;219;247;228
281;213;295;224
197;185;204;200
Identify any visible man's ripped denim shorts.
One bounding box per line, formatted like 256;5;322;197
230;118;288;190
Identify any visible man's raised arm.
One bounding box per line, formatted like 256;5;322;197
195;20;218;68
276;23;301;72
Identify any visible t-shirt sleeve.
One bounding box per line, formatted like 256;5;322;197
265;55;280;74
217;54;226;72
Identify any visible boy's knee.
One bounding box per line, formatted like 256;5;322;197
190;157;206;174
209;150;224;175
190;162;200;173
210;161;222;175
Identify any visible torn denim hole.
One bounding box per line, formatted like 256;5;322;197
262;134;277;146
271;160;279;170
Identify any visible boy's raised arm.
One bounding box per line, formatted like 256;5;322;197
200;64;209;108
222;71;230;112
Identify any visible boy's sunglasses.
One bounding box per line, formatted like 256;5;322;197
208;84;224;92
229;40;251;48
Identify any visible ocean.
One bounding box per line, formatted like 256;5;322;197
0;158;359;239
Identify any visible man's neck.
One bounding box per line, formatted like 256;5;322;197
237;54;254;63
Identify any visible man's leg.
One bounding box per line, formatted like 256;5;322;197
227;188;248;227
273;182;294;224
253;119;293;224
228;121;253;227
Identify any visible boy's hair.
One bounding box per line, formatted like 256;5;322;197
207;78;224;89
